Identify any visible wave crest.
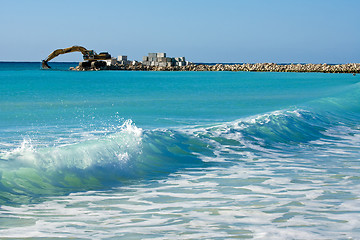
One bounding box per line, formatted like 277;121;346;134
1;120;143;170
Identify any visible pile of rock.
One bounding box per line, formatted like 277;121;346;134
70;62;360;73
181;63;360;73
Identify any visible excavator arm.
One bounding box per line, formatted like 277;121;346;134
42;46;88;69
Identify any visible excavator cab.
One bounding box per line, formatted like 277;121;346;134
83;51;111;61
83;50;95;60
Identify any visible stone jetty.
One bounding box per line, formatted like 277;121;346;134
71;62;360;73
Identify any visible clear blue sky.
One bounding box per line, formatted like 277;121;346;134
1;0;359;63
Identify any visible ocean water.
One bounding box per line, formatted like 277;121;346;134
0;62;359;239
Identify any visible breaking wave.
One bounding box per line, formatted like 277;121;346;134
1;85;360;205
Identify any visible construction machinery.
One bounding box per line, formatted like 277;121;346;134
41;46;111;69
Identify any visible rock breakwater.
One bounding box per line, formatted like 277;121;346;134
71;62;360;73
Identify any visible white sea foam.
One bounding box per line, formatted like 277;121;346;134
0;120;143;170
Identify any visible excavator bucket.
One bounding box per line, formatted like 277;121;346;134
41;60;51;69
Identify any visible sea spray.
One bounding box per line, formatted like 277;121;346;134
1;120;142;170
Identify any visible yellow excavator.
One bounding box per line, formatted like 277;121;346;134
41;46;111;69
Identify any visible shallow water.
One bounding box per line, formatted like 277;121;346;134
0;63;359;239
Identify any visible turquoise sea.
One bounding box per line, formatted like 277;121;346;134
0;62;359;239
